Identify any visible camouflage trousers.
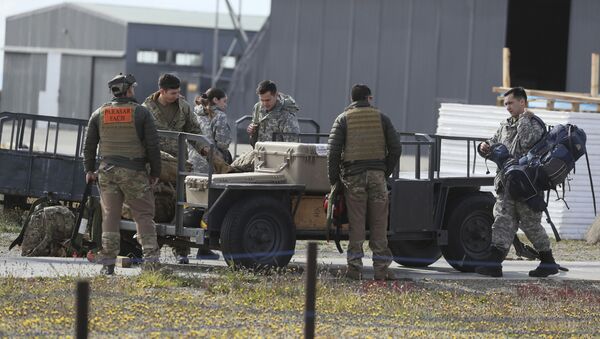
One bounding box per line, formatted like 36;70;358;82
491;193;551;252
342;170;392;273
97;164;159;264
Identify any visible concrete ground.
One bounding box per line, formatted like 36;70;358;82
2;252;600;281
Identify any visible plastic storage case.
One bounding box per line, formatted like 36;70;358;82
254;142;330;193
185;172;287;205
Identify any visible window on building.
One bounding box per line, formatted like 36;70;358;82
175;52;203;66
136;50;167;64
506;0;571;91
221;55;237;69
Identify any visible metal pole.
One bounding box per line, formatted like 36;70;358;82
212;0;220;87
304;242;317;339
75;280;89;339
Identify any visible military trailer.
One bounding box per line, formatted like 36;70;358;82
183;131;495;272
0;112;496;272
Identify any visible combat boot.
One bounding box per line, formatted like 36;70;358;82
100;264;115;276
374;268;398;281
475;246;504;278
529;250;559;277
344;266;362;280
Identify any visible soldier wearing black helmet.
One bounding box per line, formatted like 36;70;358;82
83;73;162;275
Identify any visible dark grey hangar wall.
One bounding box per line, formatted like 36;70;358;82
228;0;600;135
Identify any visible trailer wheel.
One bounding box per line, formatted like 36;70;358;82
220;196;296;269
440;193;495;272
388;240;441;267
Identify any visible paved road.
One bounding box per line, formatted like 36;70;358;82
2;254;600;280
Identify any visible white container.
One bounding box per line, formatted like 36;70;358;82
185;172;287;205
254;142;330;193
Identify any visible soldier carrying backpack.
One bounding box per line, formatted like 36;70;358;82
476;87;562;278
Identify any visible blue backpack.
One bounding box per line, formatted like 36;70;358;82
489;121;587;203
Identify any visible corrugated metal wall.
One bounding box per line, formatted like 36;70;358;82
92;58;126;110
229;0;508;134
5;4;126;51
566;0;600;93
59;55;92;119
0;53;47;114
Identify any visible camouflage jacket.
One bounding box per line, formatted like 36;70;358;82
487;111;545;159
142;91;202;157
486;111;546;190
193;105;232;153
251;93;300;142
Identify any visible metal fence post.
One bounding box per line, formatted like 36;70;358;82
75;280;89;339
304;242;317;339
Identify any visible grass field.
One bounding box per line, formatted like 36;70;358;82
1;206;600;337
0;206;22;233
0;270;599;337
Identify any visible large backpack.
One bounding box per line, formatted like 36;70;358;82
489;123;587;209
10;198;76;257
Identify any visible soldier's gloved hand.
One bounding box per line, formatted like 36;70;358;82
478;142;491;156
199;146;209;156
246;123;258;136
85;171;96;184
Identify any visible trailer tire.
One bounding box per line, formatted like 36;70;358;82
389;240;441;267
220;196;295;269
441;192;495;272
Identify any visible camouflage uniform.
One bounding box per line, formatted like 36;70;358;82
485;111;550;252
327;100;402;279
83;96;162;268
230;93;300;172
189;105;232;173
252;92;300;142
143;92;203;157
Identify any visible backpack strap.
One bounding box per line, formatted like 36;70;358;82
585;151;597;216
543;207;561;241
9;197;50;250
530;114;548;136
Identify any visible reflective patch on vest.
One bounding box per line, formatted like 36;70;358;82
103;107;133;124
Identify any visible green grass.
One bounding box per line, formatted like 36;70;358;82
0;206;23;233
0;271;599;337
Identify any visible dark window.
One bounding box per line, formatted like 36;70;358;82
506;0;571;91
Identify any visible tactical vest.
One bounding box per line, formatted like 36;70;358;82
98;102;145;159
343;107;386;162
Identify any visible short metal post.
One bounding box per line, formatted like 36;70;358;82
304;242;317;339
75;280;89;339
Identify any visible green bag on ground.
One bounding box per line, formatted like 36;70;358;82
15;199;75;257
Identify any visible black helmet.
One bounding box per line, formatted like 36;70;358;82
108;73;137;96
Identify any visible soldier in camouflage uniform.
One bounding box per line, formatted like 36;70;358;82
189;88;232;173
476;87;559;278
83;73;162;275
327;84;402;281
143;74;224;262
230;80;300;172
